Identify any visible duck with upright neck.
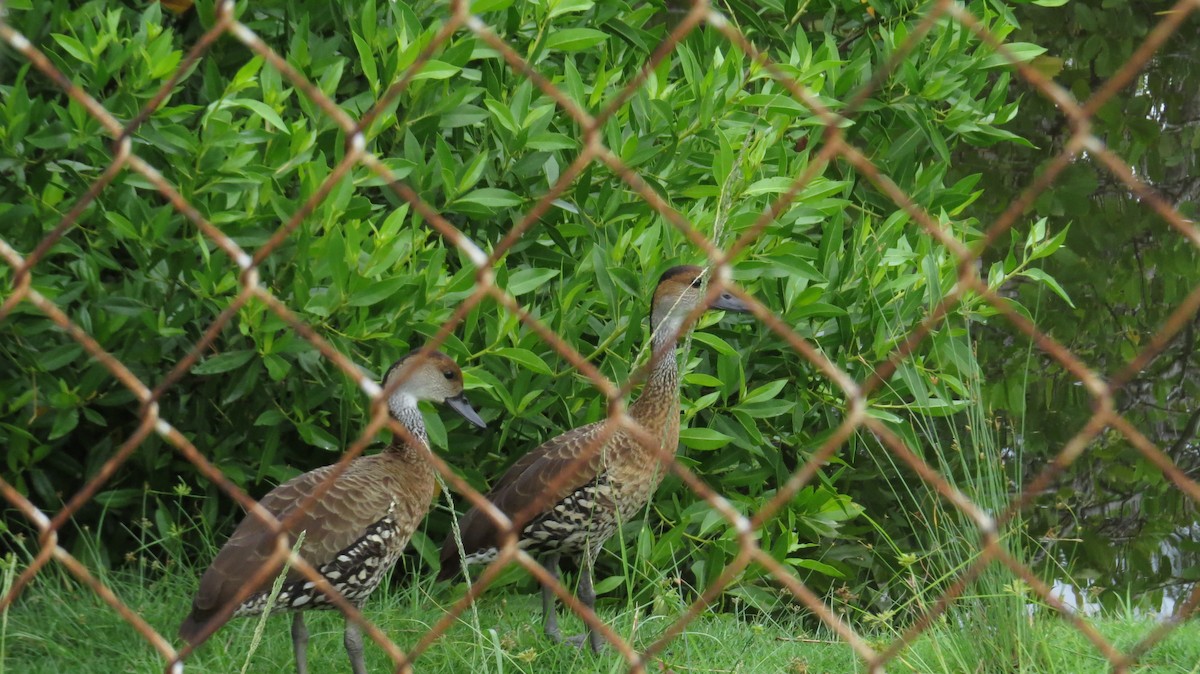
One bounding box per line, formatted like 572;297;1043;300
438;265;748;651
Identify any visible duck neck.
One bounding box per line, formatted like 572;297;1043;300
387;394;429;458
628;316;683;433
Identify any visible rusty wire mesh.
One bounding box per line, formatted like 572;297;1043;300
1;0;1198;672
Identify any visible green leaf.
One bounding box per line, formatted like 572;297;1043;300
304;288;342;317
39;343;83;371
775;255;824;282
982;43;1047;68
791;303;848;319
789;558;844;578
484;98;519;134
296;423;340;452
360;0;377;42
1020;268;1076;308
493;347;554;375
193;350;257;375
352;32;378;91
742;379;789;405
255;409;286;426
226;99;289;132
526;132;577;150
453;187;523;210
471;0;514;12
81;408;106;427
740;93;807;115
907;397;969;417
736;399;795;419
94;489;142;509
679;427;735;451
440;104;488;129
545;28;608;52
423;406;448;449
744;176;799;196
49;408;79;440
457;153;489;195
549;0;594;19
592;574;624;594
230;55;264;89
684;373;724;388
263;355;292;381
505;268;559;296
357;159;415;186
348;277;410;307
51;34;91;64
1030;223;1070;261
680;185;721;199
690;332;738;357
408;60;462;81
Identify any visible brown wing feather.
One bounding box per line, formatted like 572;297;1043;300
184;457;398;633
439;420;612;576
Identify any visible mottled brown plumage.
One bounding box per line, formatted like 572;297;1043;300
439;265;748;651
180;349;485;674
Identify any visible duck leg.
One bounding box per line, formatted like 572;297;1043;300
291;612;310;674
344;618;367;674
542;553;562;642
565;554;602;652
579;557;602;653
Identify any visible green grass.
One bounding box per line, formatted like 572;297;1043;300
2;561;1198;674
6;320;1194;674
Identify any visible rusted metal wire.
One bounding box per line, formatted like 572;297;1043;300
1;1;1197;673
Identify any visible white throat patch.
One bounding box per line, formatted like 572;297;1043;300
388;391;418;417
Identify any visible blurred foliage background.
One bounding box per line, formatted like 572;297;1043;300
952;0;1200;613
5;0;1189;626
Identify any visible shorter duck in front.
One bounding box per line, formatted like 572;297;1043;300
180;349;486;674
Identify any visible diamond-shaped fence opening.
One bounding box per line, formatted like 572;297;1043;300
2;0;1198;672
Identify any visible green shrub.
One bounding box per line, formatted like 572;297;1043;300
0;0;1064;613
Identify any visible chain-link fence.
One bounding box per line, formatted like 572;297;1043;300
1;0;1198;672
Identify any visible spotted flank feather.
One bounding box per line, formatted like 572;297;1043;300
232;508;405;616
458;476;620;567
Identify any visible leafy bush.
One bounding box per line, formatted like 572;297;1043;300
1;0;1063;613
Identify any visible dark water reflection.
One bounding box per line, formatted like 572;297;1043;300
952;1;1200;616
1042;513;1198;618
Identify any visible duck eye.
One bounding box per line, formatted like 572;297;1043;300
690;277;703;288
443;370;455;380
